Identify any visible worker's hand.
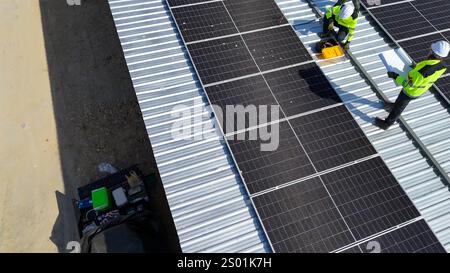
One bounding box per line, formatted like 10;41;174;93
409;61;417;68
327;21;334;31
344;42;350;50
387;71;399;79
351;12;358;19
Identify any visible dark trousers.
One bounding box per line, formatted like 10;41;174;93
385;91;415;125
323;15;349;43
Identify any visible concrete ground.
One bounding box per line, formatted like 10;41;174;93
0;0;180;252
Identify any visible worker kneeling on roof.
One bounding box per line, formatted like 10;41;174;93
375;41;450;130
321;0;359;50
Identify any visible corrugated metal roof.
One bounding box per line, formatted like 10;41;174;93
107;0;450;252
107;0;271;253
275;0;450;251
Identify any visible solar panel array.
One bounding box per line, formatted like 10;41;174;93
166;0;444;252
367;0;450;100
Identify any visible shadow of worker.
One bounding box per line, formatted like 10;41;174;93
297;67;379;123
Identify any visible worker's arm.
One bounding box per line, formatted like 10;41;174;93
325;6;334;19
395;74;409;88
418;63;446;78
397;63;446;86
352;0;360;17
395;70;425;92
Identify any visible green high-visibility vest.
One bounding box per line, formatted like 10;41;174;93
395;60;447;98
325;5;358;42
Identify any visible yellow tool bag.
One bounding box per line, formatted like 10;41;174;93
316;39;344;59
322;45;344;59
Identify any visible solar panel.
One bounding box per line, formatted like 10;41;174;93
224;0;287;32
264;63;342;117
411;0;450;31
320;157;420;240
436;75;450;101
345;220;446;253
442;30;450;40
289;106;377;172
204;75;284;133
242;26;312;71
171;2;238;43
228;121;315;194
167;0;215;8
252;176;356;253
187;35;259;85
369;3;436;41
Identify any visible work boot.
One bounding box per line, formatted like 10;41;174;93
374;117;391;130
384;101;395;111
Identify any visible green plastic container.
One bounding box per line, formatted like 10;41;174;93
91;187;111;212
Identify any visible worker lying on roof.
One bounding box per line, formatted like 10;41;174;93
375;41;450;130
320;1;359;50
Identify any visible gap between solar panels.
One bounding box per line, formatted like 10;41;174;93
165;0;444;253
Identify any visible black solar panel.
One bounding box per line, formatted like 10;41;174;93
436;75;450;101
171;2;237;43
411;0;450;31
264;63;342;117
187;35;259;85
167;0;214;8
321;157;420;240
289;106;377;172
205;75;284;133
228;122;315;194
398;33;450;67
252;157;433;253
252;176;356;253
349;220;445;253
442;30;450;41
370;3;436;41
242;26;312;71
224;0;287;32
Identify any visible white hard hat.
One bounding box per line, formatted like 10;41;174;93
431;40;450;58
339;4;355;19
